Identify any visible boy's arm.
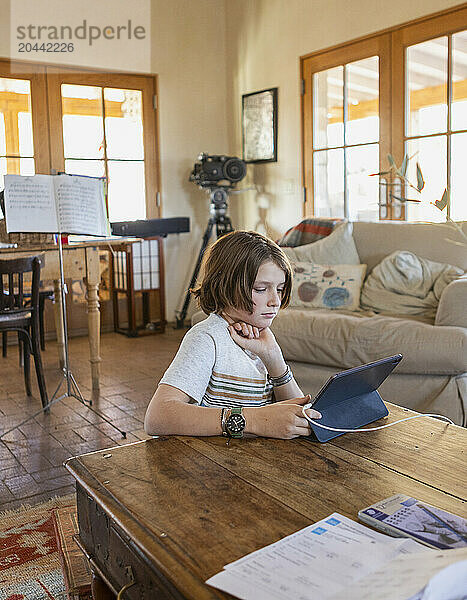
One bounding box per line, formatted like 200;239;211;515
144;384;223;436
144;383;320;439
270;373;304;402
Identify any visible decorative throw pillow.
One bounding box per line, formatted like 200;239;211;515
282;222;361;265
277;218;343;247
290;262;367;311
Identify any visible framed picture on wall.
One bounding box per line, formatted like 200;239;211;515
242;88;277;163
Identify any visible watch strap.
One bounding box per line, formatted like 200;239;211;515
221;407;229;437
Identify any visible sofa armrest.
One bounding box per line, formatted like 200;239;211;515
435;275;467;328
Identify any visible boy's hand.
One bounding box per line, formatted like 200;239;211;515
244;395;321;439
223;314;281;366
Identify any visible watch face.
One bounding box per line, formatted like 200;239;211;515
226;413;246;433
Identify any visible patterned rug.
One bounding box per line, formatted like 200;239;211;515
0;495;75;600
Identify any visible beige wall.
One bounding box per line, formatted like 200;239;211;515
225;0;464;242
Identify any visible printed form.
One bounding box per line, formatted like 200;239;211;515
206;513;430;600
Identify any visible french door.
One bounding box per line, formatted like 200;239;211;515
0;59;160;222
302;5;467;221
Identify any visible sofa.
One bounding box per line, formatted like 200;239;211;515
271;221;467;426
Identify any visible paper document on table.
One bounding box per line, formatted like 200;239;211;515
206;513;430;600
329;547;467;600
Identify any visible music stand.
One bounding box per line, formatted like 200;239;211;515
0;175;126;440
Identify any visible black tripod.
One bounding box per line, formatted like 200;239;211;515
175;188;233;328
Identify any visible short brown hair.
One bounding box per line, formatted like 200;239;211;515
191;230;293;314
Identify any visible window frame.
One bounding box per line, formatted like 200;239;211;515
301;4;467;221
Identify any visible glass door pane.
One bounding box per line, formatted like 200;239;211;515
346;144;379;221
406;37;448;137
0;77;35;189
104;89;144;160
452;31;467;132
405;135;447;222
313;148;345;218
107;160;145;222
61;84;105;182
313;66;344;149
346;56;379;145
104;87;146;222
451;132;467;220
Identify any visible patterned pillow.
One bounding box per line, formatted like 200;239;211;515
290;262;367;311
282;222;361;265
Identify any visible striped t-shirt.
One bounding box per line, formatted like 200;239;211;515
159;313;274;408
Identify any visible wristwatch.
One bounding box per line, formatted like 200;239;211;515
224;407;246;438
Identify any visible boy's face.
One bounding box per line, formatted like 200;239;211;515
227;260;286;328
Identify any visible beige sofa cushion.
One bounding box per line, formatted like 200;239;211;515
436;275;467;328
282;222;360;265
271;308;467;375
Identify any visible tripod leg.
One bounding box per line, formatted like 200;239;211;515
175;219;214;328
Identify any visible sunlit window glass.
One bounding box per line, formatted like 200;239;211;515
406;37;448;137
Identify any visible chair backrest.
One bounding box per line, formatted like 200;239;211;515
0;255;44;312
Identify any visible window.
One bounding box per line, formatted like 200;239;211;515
302;6;467;221
0;60;160;223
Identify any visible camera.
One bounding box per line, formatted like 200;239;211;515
189;153;246;188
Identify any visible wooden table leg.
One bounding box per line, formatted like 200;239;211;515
53;279;66;369
85;247;101;395
91;570;115;600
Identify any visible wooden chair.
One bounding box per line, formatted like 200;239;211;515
0;255;48;407
2;289;54;356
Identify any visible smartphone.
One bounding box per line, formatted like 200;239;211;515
358;494;467;550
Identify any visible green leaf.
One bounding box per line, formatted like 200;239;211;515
416;162;425;192
434;188;449;211
390;193;421;203
387;154;396;168
400;154;408;177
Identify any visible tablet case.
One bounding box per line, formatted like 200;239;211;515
307;354;402;442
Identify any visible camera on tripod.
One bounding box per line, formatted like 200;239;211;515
176;153;247;328
189;153;246;189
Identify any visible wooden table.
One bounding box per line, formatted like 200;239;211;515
0;242;101;393
65;404;467;599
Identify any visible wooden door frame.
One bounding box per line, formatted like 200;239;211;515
0;59;51;177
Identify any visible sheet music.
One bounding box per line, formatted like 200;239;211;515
207;513;429;600
54;175;109;236
4;174;58;233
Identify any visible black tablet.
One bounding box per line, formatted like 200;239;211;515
306;354;403;442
